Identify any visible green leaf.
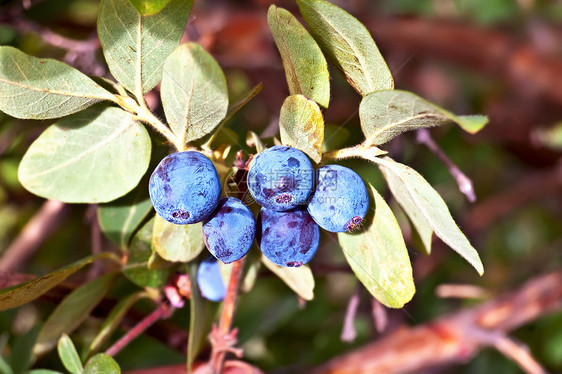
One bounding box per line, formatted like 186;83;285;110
98;185;153;250
203;83;263;149
456;115;488;134
261;255;314;301
0;253;117;311
268;5;330;108
0;46;115;119
88;291;148;355
34;272;118;355
408;214;433;256
161;43;229;147
7;325;40;374
84;354;120;374
128;0;172;15
360;90;489;146
98;0;192;97
0;358;13;374
57;335;83;374
26;371;63;374
376;156;484;275
18;106;151;203
338;184;415;308
297;0;393;96
279;94;324;163
187;264;218;372
152;215;205;263
124;218;171;287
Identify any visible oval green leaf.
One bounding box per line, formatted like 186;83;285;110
84;353;120;374
376;156;484;275
279;94;324;163
18;106;151;203
261;255;314;301
297;0;393;96
338;184;415;308
152;215;205;263
0;252;117;311
161;43;228;147
98;0;192;97
360;90;489;146
124;218;171;287
268;5;330;108
128;0;172;15
0;46;115;119
98;185;153;250
34;272;118;355
57;335;83;374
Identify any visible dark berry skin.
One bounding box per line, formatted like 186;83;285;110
197;256;226;302
258;207;320;267
247;146;314;211
149;151;221;224
307;165;369;233
202;197;256;264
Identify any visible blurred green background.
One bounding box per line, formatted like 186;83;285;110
0;0;561;372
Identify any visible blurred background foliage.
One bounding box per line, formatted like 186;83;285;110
0;0;561;372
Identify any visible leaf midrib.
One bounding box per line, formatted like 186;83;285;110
25;118;135;179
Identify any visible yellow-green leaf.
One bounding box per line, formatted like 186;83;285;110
98;0;192;97
0;253;117;311
376;156;484;275
279;94;324;163
268;5;330;108
152;215;205;262
18;106;151;203
261;255;314;301
161;43;229;147
128;0;172;15
297;0;393;96
360;90;489;146
338;184;415;308
0;46;114;119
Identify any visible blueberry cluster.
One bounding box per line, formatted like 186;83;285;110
148;146;369;271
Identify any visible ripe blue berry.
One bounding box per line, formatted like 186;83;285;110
258;207;320;267
197;256;226;302
202;197;256;264
149;151;221;224
247;146;314;211
307;165;369;233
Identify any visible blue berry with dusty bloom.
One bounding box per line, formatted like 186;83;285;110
247;146;314;211
203;197;256;264
307;164;369;233
149;151;221;224
258;206;320;267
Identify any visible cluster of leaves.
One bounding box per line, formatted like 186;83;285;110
0;0;488;370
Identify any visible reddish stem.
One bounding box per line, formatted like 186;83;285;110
106;302;171;357
209;258;245;373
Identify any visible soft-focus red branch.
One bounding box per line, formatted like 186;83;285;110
0;200;69;272
311;270;562;374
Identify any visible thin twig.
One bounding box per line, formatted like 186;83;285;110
106;302;172;357
416;128;476;202
341;285;362;342
371;298;388;334
0;200;69;272
209;258;246;374
492;334;547;374
436;284;491;299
